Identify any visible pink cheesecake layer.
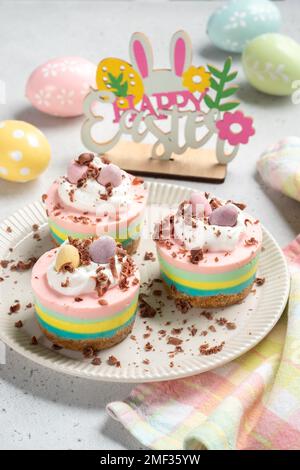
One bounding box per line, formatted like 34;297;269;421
31;249;140;320
45;179;147;234
157;218;262;274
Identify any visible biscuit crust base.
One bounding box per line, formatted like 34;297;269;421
163;280;254;309
39;323;134;351
50;235;140;255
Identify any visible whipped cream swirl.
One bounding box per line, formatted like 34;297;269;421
58;156;136;214
47;252;124;296
174;206;248;252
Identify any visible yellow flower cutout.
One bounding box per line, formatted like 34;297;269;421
182;66;211;93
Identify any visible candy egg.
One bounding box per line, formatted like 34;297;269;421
98;164;123;187
0;120;51;182
242;34;300;96
207;0;281;53
190;192;212;217
67;161;88;184
89;237;117;264
209;205;238;227
55;245;80;272
26;56;96;117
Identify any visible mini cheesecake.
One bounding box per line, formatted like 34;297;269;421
44;153;147;254
154;192;262;308
31;236;140;351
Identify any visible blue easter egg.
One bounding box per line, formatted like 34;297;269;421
207;0;281;53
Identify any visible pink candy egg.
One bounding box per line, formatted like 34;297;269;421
67;160;88;184
89;237;117;264
26;57;96;117
190;192;212;217
98;163;123;187
209;204;238;227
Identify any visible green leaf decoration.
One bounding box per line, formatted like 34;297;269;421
204;94;216;109
218;101;240;112
221;86;239;99
107;72;129;97
205;57;240;112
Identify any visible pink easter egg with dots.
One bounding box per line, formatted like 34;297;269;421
67;161;88;184
190;192;212;217
26;57;96;117
98;164;123;187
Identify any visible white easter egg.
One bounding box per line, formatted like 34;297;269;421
207;0;281;53
26;56;96;117
0;120;51;182
242;33;300;96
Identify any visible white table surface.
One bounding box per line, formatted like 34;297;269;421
0;0;300;450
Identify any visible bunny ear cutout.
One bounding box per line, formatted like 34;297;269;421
170;30;192;77
129;32;153;79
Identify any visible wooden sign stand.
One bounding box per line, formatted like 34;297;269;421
105;140;226;183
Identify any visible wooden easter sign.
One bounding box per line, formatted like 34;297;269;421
82;31;255;182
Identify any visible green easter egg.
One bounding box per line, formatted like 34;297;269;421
242;33;300;96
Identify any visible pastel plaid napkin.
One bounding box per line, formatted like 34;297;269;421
107;237;300;450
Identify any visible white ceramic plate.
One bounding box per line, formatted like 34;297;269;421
0;182;290;382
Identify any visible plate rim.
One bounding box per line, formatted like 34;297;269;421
0;182;290;383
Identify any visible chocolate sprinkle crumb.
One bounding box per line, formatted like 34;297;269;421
255;277;265;286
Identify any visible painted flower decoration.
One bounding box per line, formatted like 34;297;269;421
182;66;211;93
216;111;255;146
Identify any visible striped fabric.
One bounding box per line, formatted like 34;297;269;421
107;237;300;450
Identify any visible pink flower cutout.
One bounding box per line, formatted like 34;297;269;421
216;111;255;146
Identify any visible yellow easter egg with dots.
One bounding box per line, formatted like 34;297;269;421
0;120;51;182
96;58;144;105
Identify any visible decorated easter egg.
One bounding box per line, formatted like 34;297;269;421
96;58;144;106
0;120;51;182
89;237;116;264
209;205;238;227
26;57;96;117
207;0;281;53
98;163;123;187
55;245;80;272
242;34;300;96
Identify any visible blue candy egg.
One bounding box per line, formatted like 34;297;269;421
207;0;281;53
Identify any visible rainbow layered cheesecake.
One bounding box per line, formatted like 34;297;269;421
44;153;147;254
31;236;140;350
154;192;262;308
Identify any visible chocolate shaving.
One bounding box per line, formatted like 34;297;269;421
14;320;23;328
199;341;225;355
132;177;144;185
167;337;183;346
245;237;258;246
68;237;91;265
255;277;265;286
31;336;38;346
75;152;94;165
107;355;121;367
144;342;153;351
9;302;20;314
144;251;156;262
190;248;203;264
91;357;101;366
139;295;156;318
175;298;191;314
109;256;118;279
